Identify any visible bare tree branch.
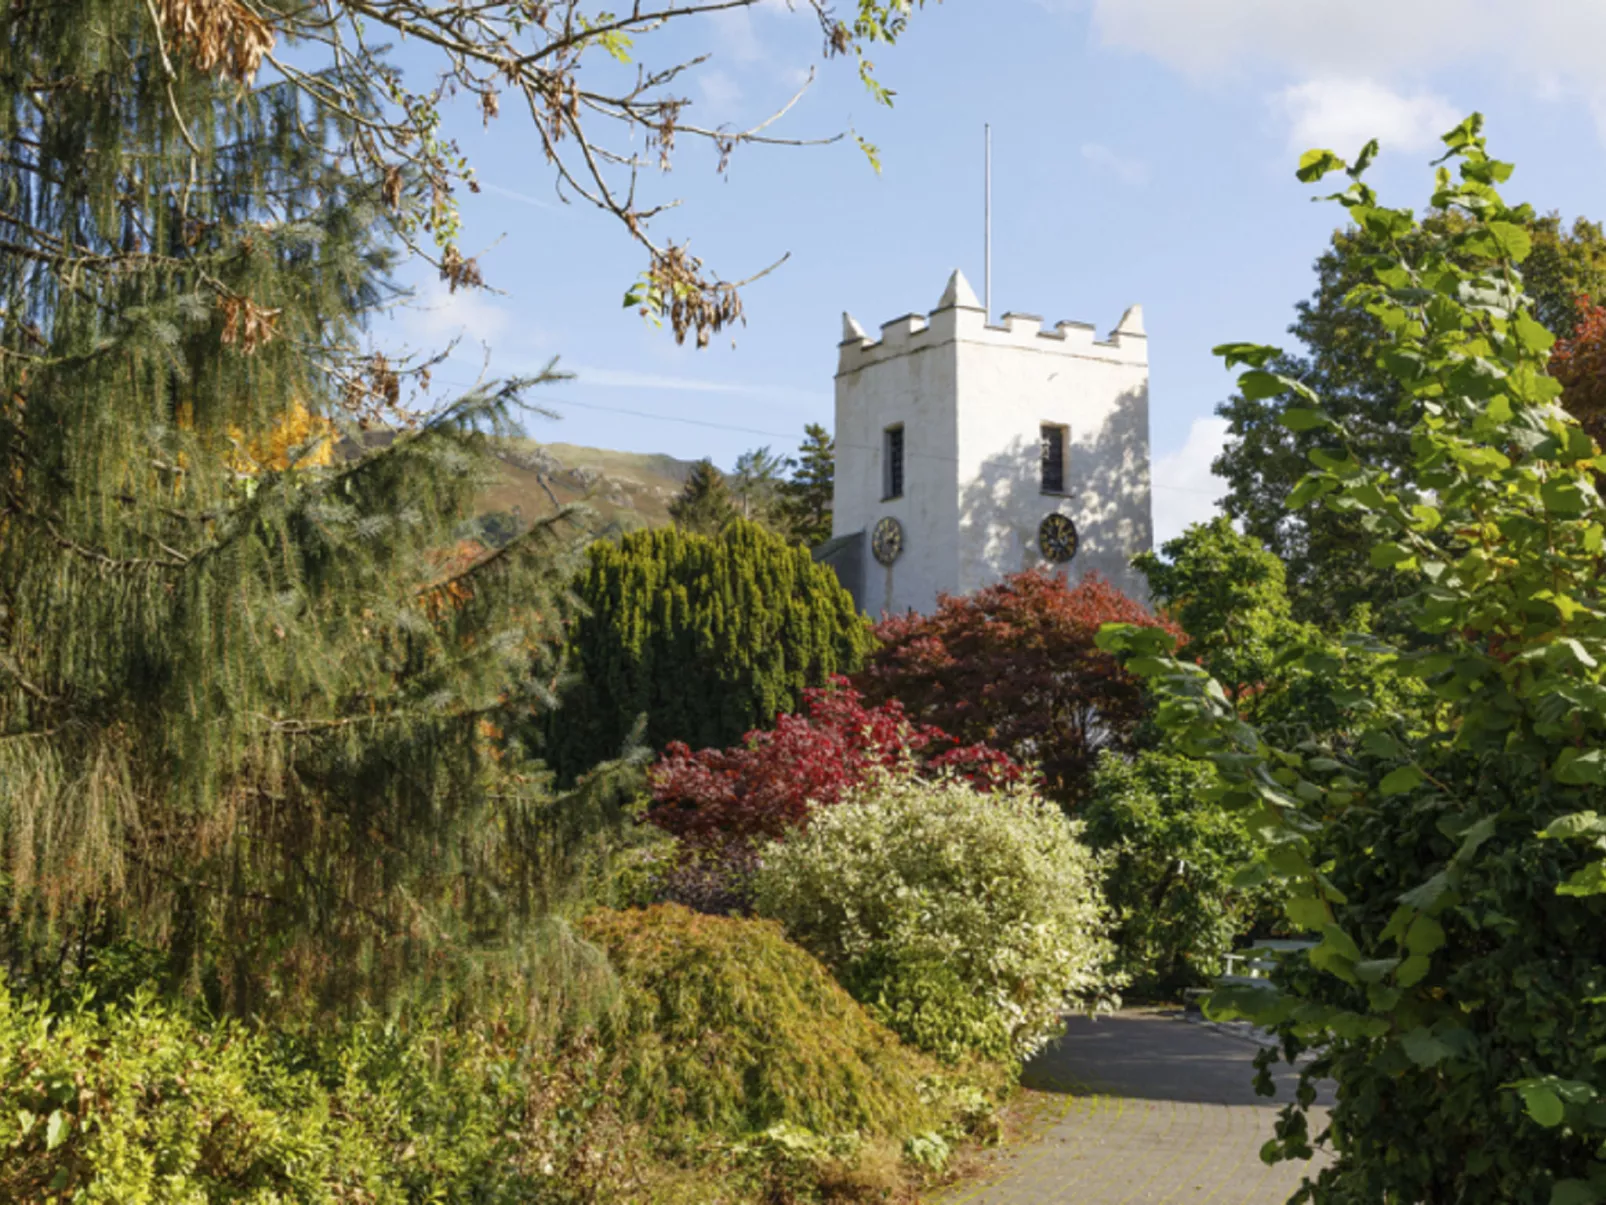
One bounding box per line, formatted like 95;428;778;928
143;0;935;346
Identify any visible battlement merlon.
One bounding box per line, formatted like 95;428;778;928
836;270;1147;377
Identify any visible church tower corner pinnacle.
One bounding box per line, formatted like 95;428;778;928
935;269;983;312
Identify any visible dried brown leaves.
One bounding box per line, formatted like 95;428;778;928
154;0;276;85
217;294;282;354
439;246;484;293
341;353;406;427
650;245;743;348
382;165;405;212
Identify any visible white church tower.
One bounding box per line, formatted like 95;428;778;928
821;269;1152;616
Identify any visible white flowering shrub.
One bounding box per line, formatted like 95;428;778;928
751;772;1118;1064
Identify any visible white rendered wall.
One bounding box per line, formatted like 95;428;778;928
832;311;960;617
952;310;1152;602
834;271;1152;616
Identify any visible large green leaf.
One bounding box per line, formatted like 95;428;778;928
1523;1084;1565;1128
1296;149;1347;182
1285;895;1331;930
1555;749;1606;786
1280;407;1335;432
1542;812;1606;840
1379;766;1424;796
1401;1028;1455;1067
1551;1180;1603;1205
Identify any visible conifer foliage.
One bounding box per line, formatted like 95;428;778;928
550;520;871;782
0;1;595;1012
778;423;835;548
669;458;739;534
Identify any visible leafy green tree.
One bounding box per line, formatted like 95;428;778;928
1082;750;1277;999
1527;215;1606;340
1136;518;1420;745
730;446;788;526
1104;118;1606;1203
0;3;619;1013
779;423;836;548
1214;212;1606;629
548;520;871;782
1136;519;1305;714
669;458;739;535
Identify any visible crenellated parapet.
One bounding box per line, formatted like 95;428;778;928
836;269;1147;376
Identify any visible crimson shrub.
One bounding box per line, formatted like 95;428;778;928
855;570;1181;804
647;678;1026;854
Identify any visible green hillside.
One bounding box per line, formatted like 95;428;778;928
482;439;699;536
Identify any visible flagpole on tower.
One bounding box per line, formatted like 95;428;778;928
984;123;992;322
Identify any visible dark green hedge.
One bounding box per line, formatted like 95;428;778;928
549;520;870;780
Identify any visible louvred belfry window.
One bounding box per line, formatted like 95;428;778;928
1041;424;1067;494
883;425;905;500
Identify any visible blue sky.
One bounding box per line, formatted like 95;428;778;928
370;0;1606;544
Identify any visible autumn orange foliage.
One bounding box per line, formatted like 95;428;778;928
1554;295;1606;444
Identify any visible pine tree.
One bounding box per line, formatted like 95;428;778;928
779;424;835;547
0;2;609;1014
730;446;787;527
668;458;738;534
548;520;871;782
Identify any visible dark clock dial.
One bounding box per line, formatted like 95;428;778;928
1039;513;1079;564
872;516;904;566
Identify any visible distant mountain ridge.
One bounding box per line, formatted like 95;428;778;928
481;438;700;535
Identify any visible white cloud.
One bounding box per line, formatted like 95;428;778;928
395;279;517;352
1150;416;1230;546
698;69;745;124
709;6;766;64
706;0;810;68
1081;141;1150;185
1088;0;1487;81
1278;78;1462;155
697;1;819;129
563;363;828;407
1083;0;1606;143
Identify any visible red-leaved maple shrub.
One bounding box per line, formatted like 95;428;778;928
854;569;1182;805
1554;295;1606;444
647;677;1026;853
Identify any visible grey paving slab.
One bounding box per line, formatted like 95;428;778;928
936;1010;1333;1205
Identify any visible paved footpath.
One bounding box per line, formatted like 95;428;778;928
935;1010;1334;1205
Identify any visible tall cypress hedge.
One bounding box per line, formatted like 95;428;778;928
550;519;871;780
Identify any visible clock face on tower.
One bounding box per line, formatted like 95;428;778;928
1039;513;1079;564
872;516;904;566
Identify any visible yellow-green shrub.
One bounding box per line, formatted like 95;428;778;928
0;979;556;1203
2;909;1000;1203
580;904;947;1146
